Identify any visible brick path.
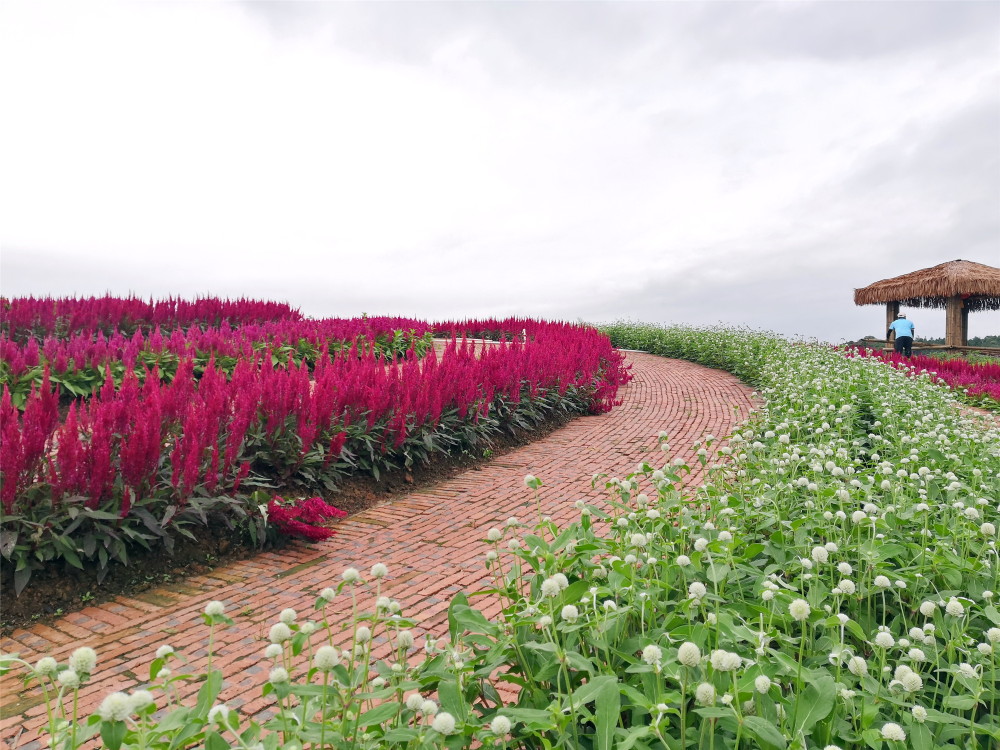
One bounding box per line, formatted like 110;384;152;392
0;353;755;749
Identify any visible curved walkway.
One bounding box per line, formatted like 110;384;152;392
0;353;755;749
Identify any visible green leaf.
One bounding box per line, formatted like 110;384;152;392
195;670;223;716
594;675;620;750
357;701;400;728
743;716;787;749
100;720;127;750
792;675;835;734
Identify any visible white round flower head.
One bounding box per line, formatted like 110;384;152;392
986;627;1000;643
694;537;709;552
98;692;132;722
314;646;339;671
490;715;512;735
874;632;895;649
269;667;289;684
129;690;155;712
301;621;317;635
678;641;701;667
421;699;439;715
919;600;937;617
838;579;856;595
945;598;964;617
341;567;361;583
269;623;292;644
688;581;707;600
158;667;172;679
69;646;97;674
754;675;772;694
641;644;663;665
718;531;733;543
981;522;996;536
431;711;457;734
279;608;296;625
958;662;978;679
847;656;867;676
320;587;336;601
881;722;906;742
695;682;716;705
540;577;561;598
355;626;372;643
155;644;174;660
908;648;926;662
538;615;553;628
264;643;283;659
811;546;829;564
397;630;415;649
405;693;424;711
207;704;231;724
370;563;389;579
552;573;569;590
34;657;58;677
676;555;691;567
523;474;537;487
900;671;923;692
710;649;741;672
486;528;502;542
602;600;617;611
837;562;853;575
789;598;811;622
485;550;498;562
824;746;844;750
204;601;225;617
800;558;813;570
873;576;891;589
561;605;579;622
911;705;928;723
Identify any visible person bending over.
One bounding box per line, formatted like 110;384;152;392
887;313;915;357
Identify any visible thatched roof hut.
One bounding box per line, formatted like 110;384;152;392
854;259;1000;347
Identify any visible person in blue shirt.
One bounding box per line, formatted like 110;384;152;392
887;313;915;357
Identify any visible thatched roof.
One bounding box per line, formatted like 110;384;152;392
854;259;1000;312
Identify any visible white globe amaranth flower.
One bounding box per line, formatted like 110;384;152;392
919;601;937;617
695;682;716;705
694;537;709;552
874;631;895;649
300;621;317;635
811;546;829;564
754;675;772;694
523;474;537;487
264;644;283;659
314;646;339;671
789;598;811;621
873;576;891;589
676;555;691;567
709;649;741;672
837;579;856;595
207;704;231;724
911;705;928;723
908;647;926;662
538;615;553;628
837;562;853;576
97;692;132;721
986;627;1000;643
155;645;174;660
204;601;226;617
431;711;457;734
341;567;361;583
279;608;296;625
269;623;292;644
958;662;979;679
34;657;58;677
268;667;289;684
68;647;97;674
540;577;561;598
945;598;964;617
128;690;155;712
641;644;663;665
688;581;708;600
561;605;579;622
677;641;701;667
355;626;372;643
370;563;389;579
421;699;438;715
320;587;336;601
486;528;502;542
881;722;906;742
405;693;424;710
981;522;996;536
490;715;512;735
397;630;415;649
847;656;867;676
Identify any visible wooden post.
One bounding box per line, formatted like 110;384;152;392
945;295;964;347
961;305;969;347
885;302;899;347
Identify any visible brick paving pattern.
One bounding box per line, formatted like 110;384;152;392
0;353;755;749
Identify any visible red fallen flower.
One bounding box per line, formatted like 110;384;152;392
267;495;347;542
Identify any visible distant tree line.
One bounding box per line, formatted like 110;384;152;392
914;335;1000;347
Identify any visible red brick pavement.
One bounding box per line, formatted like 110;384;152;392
0;353;755;749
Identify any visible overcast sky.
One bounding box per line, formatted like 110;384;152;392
2;1;998;342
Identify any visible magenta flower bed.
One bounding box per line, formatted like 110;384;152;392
846;348;1000;403
0;310;630;592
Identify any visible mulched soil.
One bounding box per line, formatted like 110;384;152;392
0;412;579;636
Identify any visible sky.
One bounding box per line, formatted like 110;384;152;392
1;0;998;343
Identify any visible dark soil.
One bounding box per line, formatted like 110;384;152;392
1;411;584;636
